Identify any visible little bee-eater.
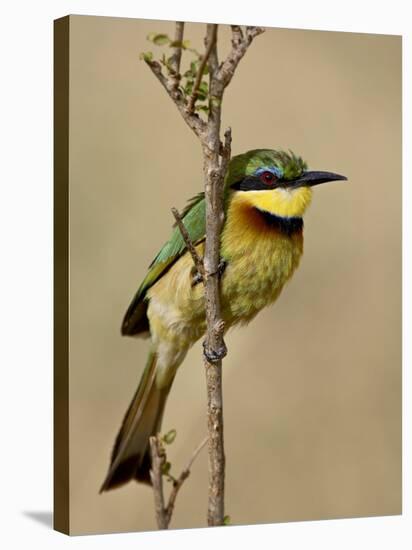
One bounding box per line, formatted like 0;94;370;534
101;148;346;492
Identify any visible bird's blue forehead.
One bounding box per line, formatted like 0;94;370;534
254;166;283;179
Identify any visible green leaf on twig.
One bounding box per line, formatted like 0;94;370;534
195;104;209;113
199;81;209;94
147;33;171;46
161;461;171;475
223;515;231;525
169;39;192;49
139;51;154;63
184;81;194;95
183;59;208;80
163;429;177;445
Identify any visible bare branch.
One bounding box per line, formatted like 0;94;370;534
149;436;168;530
218;26;265;89
144;59;207;140
150;434;208;529
221;127;232;174
165;437;208;524
201;94;229;531
203;319;226;529
171;207;206;283
169;22;185;87
187;25;218;114
246;26;265;42
230;25;244;47
144;21;262;529
185;436;209;471
195;31;236;529
206;24;219;76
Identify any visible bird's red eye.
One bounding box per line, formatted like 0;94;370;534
259;171;276;184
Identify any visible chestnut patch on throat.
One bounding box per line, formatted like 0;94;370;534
255;208;303;236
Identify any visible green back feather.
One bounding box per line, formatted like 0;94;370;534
121;192;206;335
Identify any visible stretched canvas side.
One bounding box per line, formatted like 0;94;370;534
53;15;70;536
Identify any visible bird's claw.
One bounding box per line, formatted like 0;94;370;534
203;339;228;364
191;260;227;287
215;259;227;278
191;270;204;287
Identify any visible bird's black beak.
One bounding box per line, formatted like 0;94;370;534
285;170;347;189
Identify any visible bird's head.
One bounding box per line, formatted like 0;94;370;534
224;149;347;218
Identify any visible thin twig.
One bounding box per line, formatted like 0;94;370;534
185;436;209;471
230;25;244;48
170;22;185;89
206;24;219;76
165;436;208;524
220;128;232;176
144;59;207;140
171;207;206;283
149;434;208;529
218;26;265;89
149;436;168;530
187;25;218;114
246;26;265;42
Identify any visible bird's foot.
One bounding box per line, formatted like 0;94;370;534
191;269;203;287
213;259;227;279
203;339;228;364
191;260;226;287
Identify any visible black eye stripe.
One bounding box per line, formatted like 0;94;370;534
231;175;281;191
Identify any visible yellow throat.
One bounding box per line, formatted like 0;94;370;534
231;186;313;218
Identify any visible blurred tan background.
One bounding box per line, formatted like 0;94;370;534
67;15;401;535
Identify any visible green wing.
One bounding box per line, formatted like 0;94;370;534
121;192;206;336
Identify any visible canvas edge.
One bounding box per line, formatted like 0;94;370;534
53;14;70;536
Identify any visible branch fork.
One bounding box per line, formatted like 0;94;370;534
149;434;208;529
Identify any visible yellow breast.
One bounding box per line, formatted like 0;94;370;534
147;191;305;346
220;193;304;325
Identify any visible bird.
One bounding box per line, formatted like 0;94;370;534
100;148;346;492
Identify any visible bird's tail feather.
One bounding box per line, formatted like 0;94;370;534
100;349;170;492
